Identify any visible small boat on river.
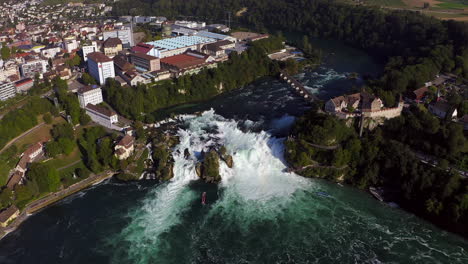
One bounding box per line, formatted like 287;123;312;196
201;192;206;205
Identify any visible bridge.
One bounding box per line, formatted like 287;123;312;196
279;71;319;103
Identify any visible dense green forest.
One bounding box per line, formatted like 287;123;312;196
285;108;468;237
112;0;468;106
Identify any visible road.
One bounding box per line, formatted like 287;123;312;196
0;170;115;239
0;122;45;155
413;151;467;179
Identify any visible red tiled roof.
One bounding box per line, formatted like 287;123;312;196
7;171;23;189
117;135;134;148
78;85;100;94
24;142;43;158
86;104;117;117
161;54;207;70
87;52;113;63
0;206;19;223
14;78;33;87
131;43;153;54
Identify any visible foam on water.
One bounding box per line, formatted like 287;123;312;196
107;110;468;264
108;110;310;263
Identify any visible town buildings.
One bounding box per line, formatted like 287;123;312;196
429;101;458;119
77;85;103;108
103;25;134;48
0;81;16;101
145;36;216;58
129;53;160;72
160;51;216;78
14;78;34;93
114;135;135;160
325;92;403;120
102;37;123;58
19;58;47;78
0;206;19;227
82;42;98;62
87;52;115;85
85;104;118;129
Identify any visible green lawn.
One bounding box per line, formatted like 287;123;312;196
436;2;468;9
42;145;81;169
59;161;90;187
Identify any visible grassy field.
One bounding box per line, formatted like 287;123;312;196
362;0;407;7
436;1;468;9
12;116;65;152
42;146;81;169
59;161;90;187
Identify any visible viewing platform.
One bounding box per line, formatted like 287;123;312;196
279;71;319;103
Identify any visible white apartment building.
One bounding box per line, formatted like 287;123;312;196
82;41;98;61
103;25;133;48
64;39;78;52
77;85;103;108
174;20;206;29
85;104;118;129
87;52;115;85
0;81;16;101
20;59;47;78
41;46;62;58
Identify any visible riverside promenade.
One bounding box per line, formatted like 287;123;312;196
0;170;115;239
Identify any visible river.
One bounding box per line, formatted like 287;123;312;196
0;40;467;264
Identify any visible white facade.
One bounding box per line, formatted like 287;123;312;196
103;26;133;48
41;46;61;58
64;39;78;52
174;20;206;29
20;59;47;78
0;81;16;101
85;105;118;129
82;42;98;61
87;58;115;85
78;86;103;108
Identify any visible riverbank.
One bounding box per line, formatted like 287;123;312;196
0;170;115;240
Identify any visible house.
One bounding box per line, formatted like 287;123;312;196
411;87;428;103
14;78;34;93
129;52;160;72
87;52;115;85
114;134;135;160
160;51;216;78
0;206;19;227
131;43;154;55
7;171;24;189
202;40;235;57
77;85;103;108
102;37;122;58
429;101;457;119
324;93;361;113
85;104;118;129
325;92;402;120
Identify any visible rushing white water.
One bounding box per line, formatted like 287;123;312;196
110;110;310;262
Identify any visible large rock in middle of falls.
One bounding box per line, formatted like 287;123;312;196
196;146;234;183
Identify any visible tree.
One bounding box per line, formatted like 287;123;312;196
0;189;13;209
43;112;53;124
81;73;96;85
1;45;10;60
51;123;74;140
79;110;91;125
28;163;61;193
58;137;75;155
46;141;62;158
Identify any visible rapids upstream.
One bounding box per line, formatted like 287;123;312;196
0;40;467;263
